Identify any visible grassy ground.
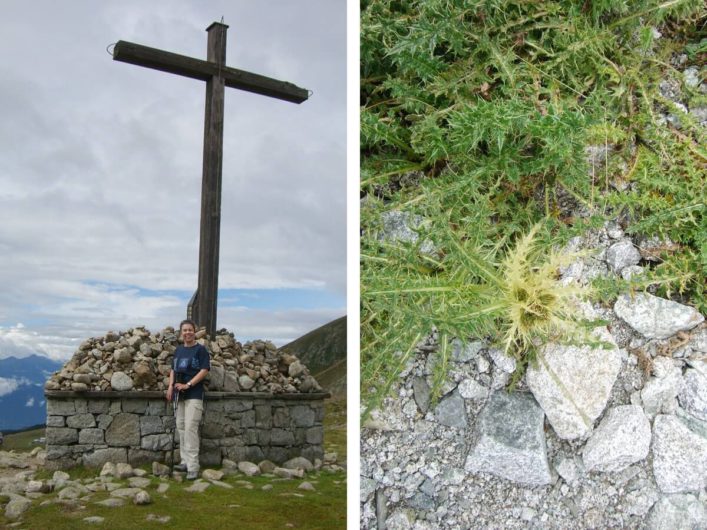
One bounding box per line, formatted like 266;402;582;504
323;397;347;461
1;399;347;529
1;428;44;452
2;471;346;530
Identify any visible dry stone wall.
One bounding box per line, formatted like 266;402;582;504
44;391;327;470
44;326;328;470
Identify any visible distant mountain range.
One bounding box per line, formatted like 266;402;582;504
0;355;62;431
280;316;346;399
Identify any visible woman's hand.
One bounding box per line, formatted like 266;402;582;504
166;384;174;402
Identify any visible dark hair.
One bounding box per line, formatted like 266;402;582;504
179;319;197;331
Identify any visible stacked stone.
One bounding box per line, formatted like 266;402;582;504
44;394;325;470
43;327;322;394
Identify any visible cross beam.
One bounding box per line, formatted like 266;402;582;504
113;22;309;337
113;40;309;103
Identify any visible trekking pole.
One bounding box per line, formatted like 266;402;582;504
170;386;180;473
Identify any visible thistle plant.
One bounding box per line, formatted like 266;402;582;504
361;217;594;415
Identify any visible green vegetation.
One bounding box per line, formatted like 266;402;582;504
280;316;347;376
323;396;347;460
361;0;706;414
1;427;45;452
1;470;346;530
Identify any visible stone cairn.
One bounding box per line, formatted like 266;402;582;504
44;326;322;395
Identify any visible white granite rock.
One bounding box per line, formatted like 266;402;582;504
133;490;151;505
606;239;641;272
678;368;707;421
614;293;704;339
110;371;134;391
237;461;261;477
646;493;707;530
458;378;487;400
582;405;651;472
641;359;683;418
652;414;707;493
488;348;516;373
4;494;32;520
465;392;552;485
526;327;621;440
378;210;435;255
555;457;582;484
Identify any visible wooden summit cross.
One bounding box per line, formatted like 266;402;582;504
112;22;309;337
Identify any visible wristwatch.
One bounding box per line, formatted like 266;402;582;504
186;382;192;388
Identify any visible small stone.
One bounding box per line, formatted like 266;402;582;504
458;378;487;400
488;348;516;373
653;414;707;493
621;265;644;281
434;389;467;429
465;391;552;485
453;340;484;363
110;487;143;498
152;462;170;477
110;371;134;391
476;356;490;373
115;462;134;479
582;405;651;472
83;516;105;524
274;467;304;479
527;327;621;440
237;461;261;477
282;457;313;472
258;460;277;474
298;481;315;491
185;481;210;493
146;514;171;523
412;377;431;414
678;368;707;421
238;375;255;390
555;457;582;485
202;469;224;481
94;498;125;507
133;490;152;505
288;361;305;378
4;495;32;520
646;493;706;530
128;477;151;489
58;487;82;500
614;293;704;340
209;480;233;489
100;462;116;477
606;239;641;272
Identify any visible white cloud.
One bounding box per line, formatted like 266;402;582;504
25;397;35;407
0;377;19;397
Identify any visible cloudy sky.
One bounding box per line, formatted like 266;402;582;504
0;1;347;361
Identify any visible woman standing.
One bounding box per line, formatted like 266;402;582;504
166;319;210;480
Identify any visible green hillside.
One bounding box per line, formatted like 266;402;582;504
280;316;347;376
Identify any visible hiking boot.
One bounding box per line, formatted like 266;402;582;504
186;470;199;480
173;463;187;472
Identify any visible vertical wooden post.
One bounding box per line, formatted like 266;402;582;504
195;22;228;337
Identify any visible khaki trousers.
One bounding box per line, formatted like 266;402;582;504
176;398;203;472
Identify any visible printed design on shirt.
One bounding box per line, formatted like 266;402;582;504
177;357;191;372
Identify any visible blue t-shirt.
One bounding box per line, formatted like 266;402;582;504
172;344;210;399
